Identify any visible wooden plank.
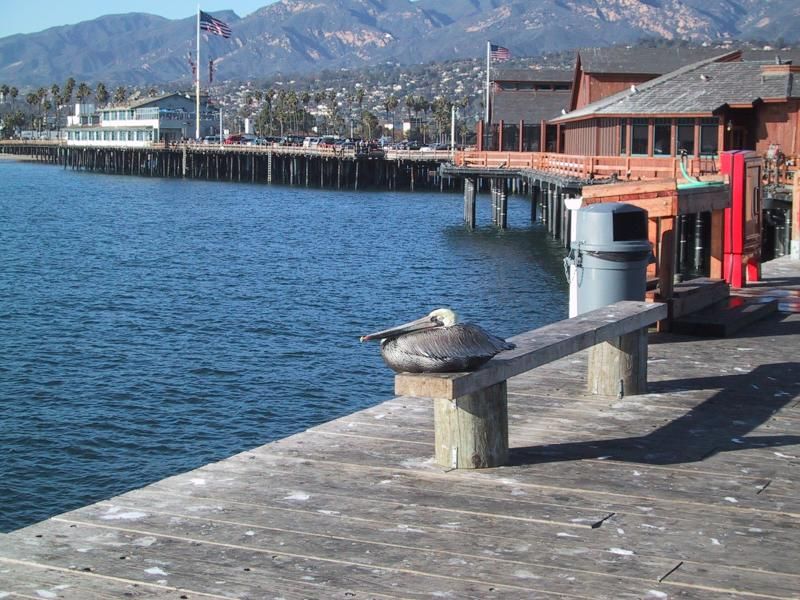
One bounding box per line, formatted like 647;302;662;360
395;301;666;400
3;518;654;600
581;179;677;199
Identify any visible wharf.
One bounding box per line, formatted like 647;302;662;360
2;259;799;599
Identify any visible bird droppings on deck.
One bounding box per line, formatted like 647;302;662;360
99;508;148;521
132;536;157;547
645;591;668;599
513;569;541;579
724;497;739;503
190;478;206;486
283;492;310;501
608;548;635;556
773;451;797;459
144;566;169;576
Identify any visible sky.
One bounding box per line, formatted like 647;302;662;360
0;1;278;39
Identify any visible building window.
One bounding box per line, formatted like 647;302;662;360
619;119;627;155
676;118;695;155
631;118;648;155
700;118;719;155
653;119;671;156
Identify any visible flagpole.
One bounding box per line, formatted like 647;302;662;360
195;5;201;140
485;41;491;126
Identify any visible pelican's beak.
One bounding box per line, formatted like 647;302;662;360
360;315;439;342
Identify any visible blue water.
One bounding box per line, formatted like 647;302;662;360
0;160;568;532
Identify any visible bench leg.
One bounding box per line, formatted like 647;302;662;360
433;381;508;469
587;327;647;397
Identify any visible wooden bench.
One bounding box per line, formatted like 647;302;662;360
394;300;667;470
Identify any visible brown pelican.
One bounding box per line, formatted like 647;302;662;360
360;308;516;373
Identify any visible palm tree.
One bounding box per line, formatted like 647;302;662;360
63;78;75;105
9;86;18;108
0;84;9;103
76;82;91;104
93;83;108;106
25;92;39;131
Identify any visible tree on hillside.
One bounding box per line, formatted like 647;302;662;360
113;86;127;105
0;84;8;103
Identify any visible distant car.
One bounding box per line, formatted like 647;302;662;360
224;134;243;145
302;137;320;148
203;135;221;144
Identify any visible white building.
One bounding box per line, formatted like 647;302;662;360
64;93;218;146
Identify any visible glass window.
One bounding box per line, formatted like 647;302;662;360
631;118;648;155
676;118;695;156
619;119;627;155
699;118;719;155
653;119;671;156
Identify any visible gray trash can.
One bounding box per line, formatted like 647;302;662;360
566;203;652;315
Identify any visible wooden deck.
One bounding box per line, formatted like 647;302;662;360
2;259;799;599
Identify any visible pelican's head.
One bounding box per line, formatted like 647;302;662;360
360;308;458;342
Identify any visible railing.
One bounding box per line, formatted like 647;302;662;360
455;151;720;182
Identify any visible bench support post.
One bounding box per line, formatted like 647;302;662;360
433;381;508;469
587;327;647;397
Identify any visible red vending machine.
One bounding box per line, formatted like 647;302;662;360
719;150;762;288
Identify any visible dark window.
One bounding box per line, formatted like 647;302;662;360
700;118;719;155
631;118;648;155
653;119;671;156
677;118;695;155
619;119;627;155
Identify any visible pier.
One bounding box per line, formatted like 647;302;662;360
1;257;798;599
0;141;457;192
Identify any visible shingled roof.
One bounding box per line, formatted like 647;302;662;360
552;54;799;123
494;69;573;83
493;90;570;123
576;46;737;75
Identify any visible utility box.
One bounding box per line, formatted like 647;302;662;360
567;203;652;315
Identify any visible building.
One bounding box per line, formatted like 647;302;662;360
64;93;219;146
568;46;739;112
550;52;800;160
490;69;572;151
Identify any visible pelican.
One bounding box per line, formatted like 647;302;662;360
360;308;516;373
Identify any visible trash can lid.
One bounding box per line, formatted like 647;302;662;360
573;202;650;252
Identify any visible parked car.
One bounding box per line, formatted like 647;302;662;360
202;135;221;145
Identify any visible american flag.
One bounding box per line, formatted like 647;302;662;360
200;10;232;38
490;43;511;61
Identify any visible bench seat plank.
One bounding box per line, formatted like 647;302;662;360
395;301;667;400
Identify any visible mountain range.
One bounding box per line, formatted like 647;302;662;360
1;0;799;87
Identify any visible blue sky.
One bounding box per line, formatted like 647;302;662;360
0;1;278;38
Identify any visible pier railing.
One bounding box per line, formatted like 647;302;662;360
455;150;720;181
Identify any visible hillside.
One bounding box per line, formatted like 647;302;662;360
0;0;798;86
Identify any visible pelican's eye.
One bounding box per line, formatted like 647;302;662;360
431;316;443;326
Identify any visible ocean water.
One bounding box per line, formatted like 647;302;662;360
0;159;568;532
